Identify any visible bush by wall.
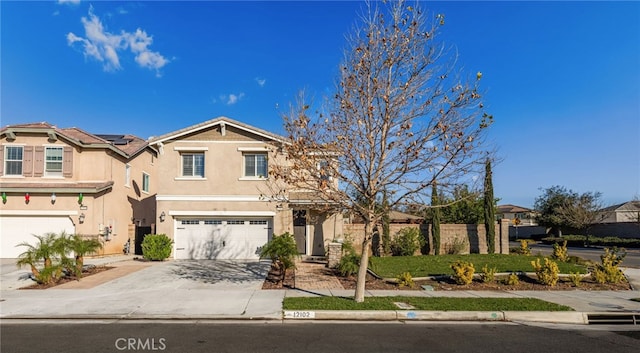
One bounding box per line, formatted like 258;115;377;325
141;234;173;261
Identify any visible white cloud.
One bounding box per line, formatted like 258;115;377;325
67;6;169;76
220;93;245;105
255;77;266;87
58;0;81;5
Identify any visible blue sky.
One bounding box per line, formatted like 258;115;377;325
2;1;639;208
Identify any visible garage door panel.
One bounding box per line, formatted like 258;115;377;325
0;216;75;258
174;218;270;260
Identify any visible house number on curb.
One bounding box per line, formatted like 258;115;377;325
284;311;316;319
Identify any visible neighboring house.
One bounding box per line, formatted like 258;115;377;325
149;117;341;260
0;122;157;258
497;204;538;226
598;201;640;223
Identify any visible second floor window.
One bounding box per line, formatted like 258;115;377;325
4;146;23;175
182;153;205;177
244;153;267;178
142;172;150;192
45;147;63;177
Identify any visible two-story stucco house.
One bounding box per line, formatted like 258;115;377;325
0;122;157;257
149;117;342;260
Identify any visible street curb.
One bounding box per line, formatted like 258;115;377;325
282;310;589;324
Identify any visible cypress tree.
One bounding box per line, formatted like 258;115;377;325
431;182;441;255
484;158;496;254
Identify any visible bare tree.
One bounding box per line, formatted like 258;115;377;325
271;1;492;302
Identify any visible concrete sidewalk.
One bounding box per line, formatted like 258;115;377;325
1;257;639;324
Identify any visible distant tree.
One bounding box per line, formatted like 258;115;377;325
534;186;570;236
556;191;605;234
534;186;605;236
483;158;496;253
439;185;484;224
270;1;493;302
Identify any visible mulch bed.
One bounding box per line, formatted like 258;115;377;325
263;267;632;291
20;266;113;290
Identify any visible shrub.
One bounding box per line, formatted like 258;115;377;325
531;258;559;286
569;272;582;287
451;260;475;285
504;272;520;285
337;235;360;277
338;253;360;277
591;247;626;284
260;232;299;283
141;234;173;261
390;227;425;256
445;235;469;255
519;239;531;256
397;271;414;288
552;240;569;262
480;265;497;283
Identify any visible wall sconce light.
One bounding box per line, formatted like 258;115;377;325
1;192;6;204
25;193;30;204
159;211;166;222
51;193;57;204
79;213;85;224
78;193;84;205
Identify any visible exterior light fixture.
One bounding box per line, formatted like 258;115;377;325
51;193;57;204
79;213;85;224
159;211;166;222
78;193;84;205
1;192;6;204
25;193;30;204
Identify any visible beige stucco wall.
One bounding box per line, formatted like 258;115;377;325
344;219;510;255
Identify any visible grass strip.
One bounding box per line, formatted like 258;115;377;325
369;254;586;278
284;296;573;311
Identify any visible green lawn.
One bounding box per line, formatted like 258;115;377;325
284;296;573;311
369;254;587;278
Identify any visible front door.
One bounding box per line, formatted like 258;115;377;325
293;210;306;254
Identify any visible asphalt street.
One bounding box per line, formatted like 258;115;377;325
523;243;640;268
2;321;640;353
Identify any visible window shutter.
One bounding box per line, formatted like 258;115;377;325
23;146;34;176
0;147;4;176
63;146;73;177
33;146;44;177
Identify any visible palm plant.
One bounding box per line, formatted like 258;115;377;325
67;234;103;277
260;232;299;284
15;232;62;284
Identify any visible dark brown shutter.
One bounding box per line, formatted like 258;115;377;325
33;146;44;177
63;146;73;177
22;146;33;176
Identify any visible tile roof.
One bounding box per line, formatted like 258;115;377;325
497;204;532;213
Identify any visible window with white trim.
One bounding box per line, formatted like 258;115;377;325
227;220;245;225
181;220;200;225
243;153;267;178
182;153;205;177
142;172;150;192
249;220;268;225
4;146;23;175
204;220;222;225
44;146;63;176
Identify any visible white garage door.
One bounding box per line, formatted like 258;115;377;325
0;216;75;258
174;218;271;260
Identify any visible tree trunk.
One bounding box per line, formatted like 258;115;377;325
76;255;84;278
354;221;374;303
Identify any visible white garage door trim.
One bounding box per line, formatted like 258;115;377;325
0;215;76;258
173;217;272;260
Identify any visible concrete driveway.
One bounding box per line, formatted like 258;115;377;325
0;258;283;319
92;259;271;291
